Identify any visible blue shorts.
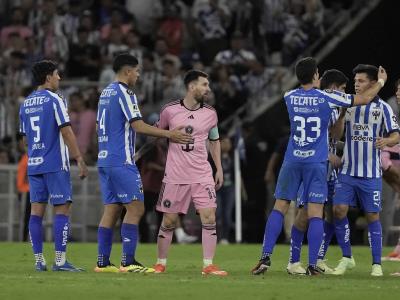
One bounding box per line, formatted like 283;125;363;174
275;161;327;204
333;174;382;213
296;178;336;208
98;164;144;205
29;171;72;205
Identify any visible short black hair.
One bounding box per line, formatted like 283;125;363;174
295;57;318;85
395;78;400;90
352;64;378;81
183;69;208;88
112;53;138;73
320;69;349;90
31;60;58;86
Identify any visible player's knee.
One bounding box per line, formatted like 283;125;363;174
366;212;379;223
162;217;177;228
294;211;308;231
333;205;347;219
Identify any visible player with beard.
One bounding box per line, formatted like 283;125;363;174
153;70;227;276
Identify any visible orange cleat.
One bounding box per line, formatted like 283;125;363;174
153;264;166;274
382;252;400;261
202;264;228;276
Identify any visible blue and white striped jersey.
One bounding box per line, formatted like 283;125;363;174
284;88;353;163
97;81;142;167
19;89;71;175
327;108;340;181
341;97;400;178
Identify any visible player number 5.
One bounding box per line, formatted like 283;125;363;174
30;116;40;142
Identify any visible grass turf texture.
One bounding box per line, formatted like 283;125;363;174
0;243;399;300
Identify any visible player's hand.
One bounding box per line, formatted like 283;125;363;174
77;157;88;179
328;153;342;169
378;66;387;84
169;125;194;144
375;137;388;149
214;168;223;191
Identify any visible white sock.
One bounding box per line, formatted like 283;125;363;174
203;259;213;267
55;251;66;266
157;258;167;266
34;253;46;265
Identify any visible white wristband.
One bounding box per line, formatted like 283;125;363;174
378;78;385;87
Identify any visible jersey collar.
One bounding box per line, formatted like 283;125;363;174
180;99;204;111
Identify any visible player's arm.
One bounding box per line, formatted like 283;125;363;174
375;132;400;149
264;152;281;184
131;120;192;144
329;109;345;140
376;103;400;149
209;126;223;190
353;66;387;106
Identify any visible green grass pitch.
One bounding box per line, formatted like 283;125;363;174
0;243;399;300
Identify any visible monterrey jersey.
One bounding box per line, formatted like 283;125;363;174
19;89;71;175
284;88;353;163
341;97;400;178
327;108;340;181
157;100;218;184
97;82;142;167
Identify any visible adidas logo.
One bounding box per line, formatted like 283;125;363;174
188;115;194;119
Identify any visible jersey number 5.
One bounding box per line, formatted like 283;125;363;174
30;116;40;142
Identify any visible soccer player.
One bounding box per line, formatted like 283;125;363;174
94;54;193;273
332;64;400;277
287;69;348;275
251;57;387;276
152;70;227;276
19;60;88;271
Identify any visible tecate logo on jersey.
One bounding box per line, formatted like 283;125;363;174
293;149;315;158
28;157;44;166
98;150;108;158
351;135;374;142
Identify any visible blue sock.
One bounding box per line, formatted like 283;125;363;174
334;217;352;257
289;225;305;263
261;210;284;259
368;220;382;265
54;214;69;265
97;227;113;267
307;217;324;267
318;221;335;260
29;215;43;254
121;223;138;266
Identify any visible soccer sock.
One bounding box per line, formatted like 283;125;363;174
334;217;352;258
157;225;174;263
202;223;217;265
54;214;69;266
318;220;335;260
289;225;305;264
261;209;284;259
29;215;45;265
307;217;324;267
97;226;113;267
121;223;138;266
368;220;382;265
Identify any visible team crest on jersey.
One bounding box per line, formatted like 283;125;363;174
185;125;194;134
163;199;171;208
392;115;399;124
324;89;333;93
371;109;381;120
126;89;135;96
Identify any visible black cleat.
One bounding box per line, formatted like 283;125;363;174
252;257;271;275
306;265;324;276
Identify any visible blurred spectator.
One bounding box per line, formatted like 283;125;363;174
76;10;101;45
4;51;31;100
16;137;30;241
101;26;128;64
37;18;69;64
1;32;26;59
100;7;132;41
0;6;32;48
0;146;10;164
125;0;163;38
25;37;44;69
153;38;181;72
126;29;144;64
136;52;163;106
302;0;324;43
161;59;185;103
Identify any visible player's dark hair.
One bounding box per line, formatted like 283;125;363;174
295;57;318;85
112;53;138;73
320;69;349;90
31;60;58;86
352;64;378;81
394;78;400;90
183;70;208;88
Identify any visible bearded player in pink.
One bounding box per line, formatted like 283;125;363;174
153;70;227;276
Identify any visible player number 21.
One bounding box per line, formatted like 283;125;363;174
294;116;321;142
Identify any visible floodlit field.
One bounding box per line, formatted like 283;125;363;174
0;243;399;300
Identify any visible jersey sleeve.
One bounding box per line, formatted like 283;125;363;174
328;108;340;127
119;89;142;123
321;90;354;108
52;94;71;128
156;106;169;129
19;106;26;136
382;102;400;134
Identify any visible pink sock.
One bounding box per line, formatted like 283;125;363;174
157;225;174;260
202;223;217;260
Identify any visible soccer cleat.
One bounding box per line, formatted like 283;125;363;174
371;264;383;277
316;259;334;274
94;263;120;273
332;256;356;275
306;265;324;276
177;234;198;244
35;262;47;271
251;257;271;275
391;272;400;276
52;261;85;272
202;264;228;276
382;251;400;261
153;264;166;274
286;262;306;275
119;260;155;273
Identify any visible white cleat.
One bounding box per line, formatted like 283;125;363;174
371;264;383;277
287;262;307;275
332;256;356;275
316;259;334;274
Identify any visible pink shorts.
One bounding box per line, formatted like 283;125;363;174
381;145;400;171
156;182;217;214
